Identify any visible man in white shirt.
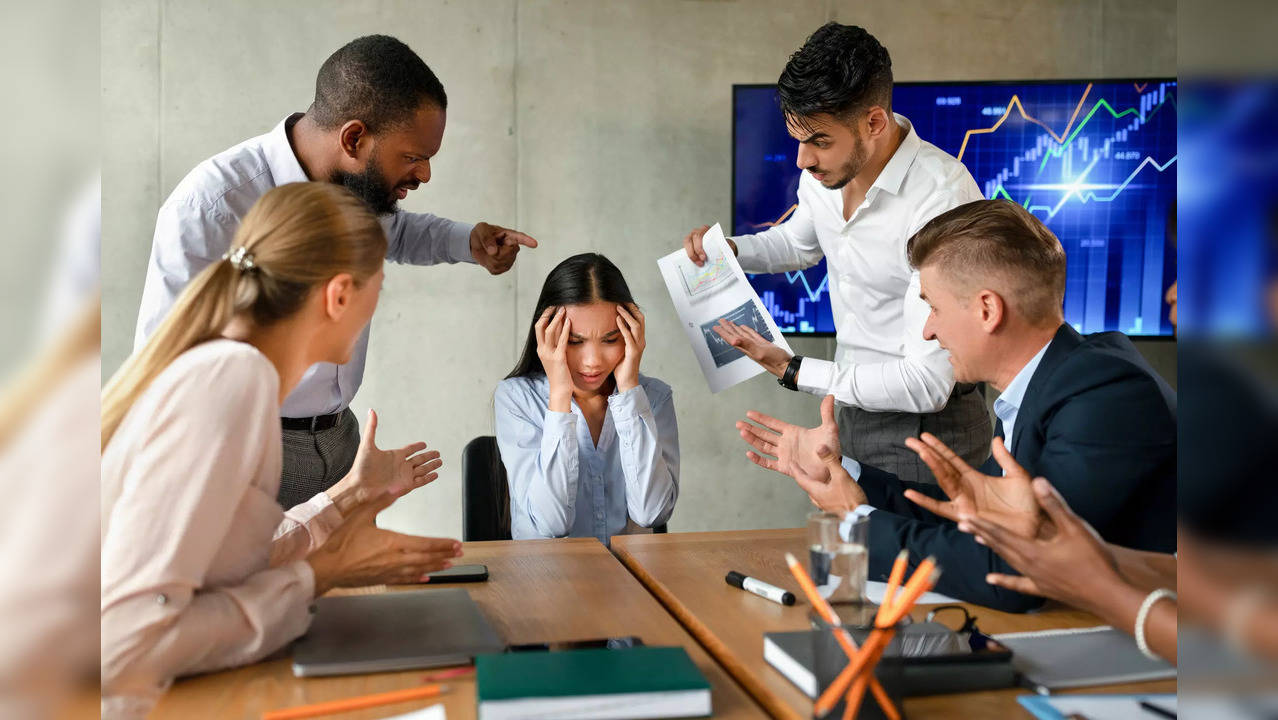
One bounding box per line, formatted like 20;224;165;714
135;35;538;508
685;23;990;483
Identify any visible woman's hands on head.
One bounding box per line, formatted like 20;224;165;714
535;307;573;412
613;304;645;392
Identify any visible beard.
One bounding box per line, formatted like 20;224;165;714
813;136;870;190
331;155;398;216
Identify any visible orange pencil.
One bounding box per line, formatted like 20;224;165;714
816;561;941;717
785;552;897;717
261;684;449;720
878;550;909;618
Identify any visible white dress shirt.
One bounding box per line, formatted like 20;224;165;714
101;340;345;717
134;114;477;418
732;114;983;414
494;374;679;545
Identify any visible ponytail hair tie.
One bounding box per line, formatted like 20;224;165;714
223;246;256;272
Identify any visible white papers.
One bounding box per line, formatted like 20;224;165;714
384;703;446;720
864;581;957;606
1019;694;1176;720
657;224;792;393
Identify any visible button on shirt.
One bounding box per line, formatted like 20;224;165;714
992;340;1052;455
732;114;984;413
133;114;477;418
494;374;679;545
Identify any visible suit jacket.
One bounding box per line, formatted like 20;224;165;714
859;324;1177;612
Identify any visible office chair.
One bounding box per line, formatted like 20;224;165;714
461;435;668;541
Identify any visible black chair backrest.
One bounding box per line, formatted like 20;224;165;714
462;436;512;541
461;435;669;541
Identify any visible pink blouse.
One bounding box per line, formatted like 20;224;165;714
101;340;343;717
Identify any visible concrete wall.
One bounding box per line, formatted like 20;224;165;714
101;0;1177;538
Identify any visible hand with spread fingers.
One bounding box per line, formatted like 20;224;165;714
903;433;1043;539
470;221;538;275
307;490;464;595
736;395;867;512
613;304;646;392
958;477;1121;610
326;409;443;516
712;318;791;378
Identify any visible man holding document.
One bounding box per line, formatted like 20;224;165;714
683;23;989;483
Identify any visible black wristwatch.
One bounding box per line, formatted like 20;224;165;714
778;355;804;391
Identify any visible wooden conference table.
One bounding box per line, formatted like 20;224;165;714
612;528;1178;720
153;529;1174;719
151;537;767;719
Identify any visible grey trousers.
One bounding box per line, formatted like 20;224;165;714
278;408;360;509
838;383;992;485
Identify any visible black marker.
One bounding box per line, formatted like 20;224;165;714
726;571;796;606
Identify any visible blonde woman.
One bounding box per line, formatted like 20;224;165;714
100;183;461;717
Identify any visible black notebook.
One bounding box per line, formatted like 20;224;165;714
764;626;1017;697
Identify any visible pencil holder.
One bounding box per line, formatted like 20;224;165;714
811;616;907;720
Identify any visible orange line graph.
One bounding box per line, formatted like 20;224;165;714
1133;83;1148;93
754;203;798;228
956;83;1093;162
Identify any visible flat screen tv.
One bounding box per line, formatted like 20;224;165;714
733;79;1177;337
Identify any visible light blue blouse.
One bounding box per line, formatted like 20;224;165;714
494;373;679;545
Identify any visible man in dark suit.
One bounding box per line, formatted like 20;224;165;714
737;199;1176;612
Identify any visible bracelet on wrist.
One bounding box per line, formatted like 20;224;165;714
1134;587;1176;660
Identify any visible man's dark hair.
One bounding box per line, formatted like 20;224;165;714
907;200;1067;326
778;23;893;133
310;35;447;133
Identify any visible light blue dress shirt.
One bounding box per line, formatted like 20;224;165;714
494;374;679;545
135;114;476;418
991;341;1051;453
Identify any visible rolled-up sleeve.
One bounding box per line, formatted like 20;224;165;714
495;380;581;538
383;211;475;266
609;383;679;528
270;492;344;566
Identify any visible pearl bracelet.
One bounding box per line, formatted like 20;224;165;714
1135;587;1176;661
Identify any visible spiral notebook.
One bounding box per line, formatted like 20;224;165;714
992;626;1175;692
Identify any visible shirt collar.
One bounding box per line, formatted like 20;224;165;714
871;113;922;197
992;340;1052;425
263;113;310;186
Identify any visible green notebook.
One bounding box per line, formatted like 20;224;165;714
476;646;712;720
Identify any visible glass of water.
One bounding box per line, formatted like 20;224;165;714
807;511;868;605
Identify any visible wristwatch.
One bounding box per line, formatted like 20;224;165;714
778;355;804;391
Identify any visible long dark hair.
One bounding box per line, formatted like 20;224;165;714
506;253;637;379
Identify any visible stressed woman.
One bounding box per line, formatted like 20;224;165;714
100;183;461;717
495;253;679;544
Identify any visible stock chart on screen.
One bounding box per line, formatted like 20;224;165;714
732;80;1177;336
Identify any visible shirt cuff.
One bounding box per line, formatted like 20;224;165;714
542;409;578;446
299;491;344;543
796;357;835;396
448;220;477;264
839;504;876;541
293;558;317;599
607;384;650;420
730;234;761;270
840;455;863;482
